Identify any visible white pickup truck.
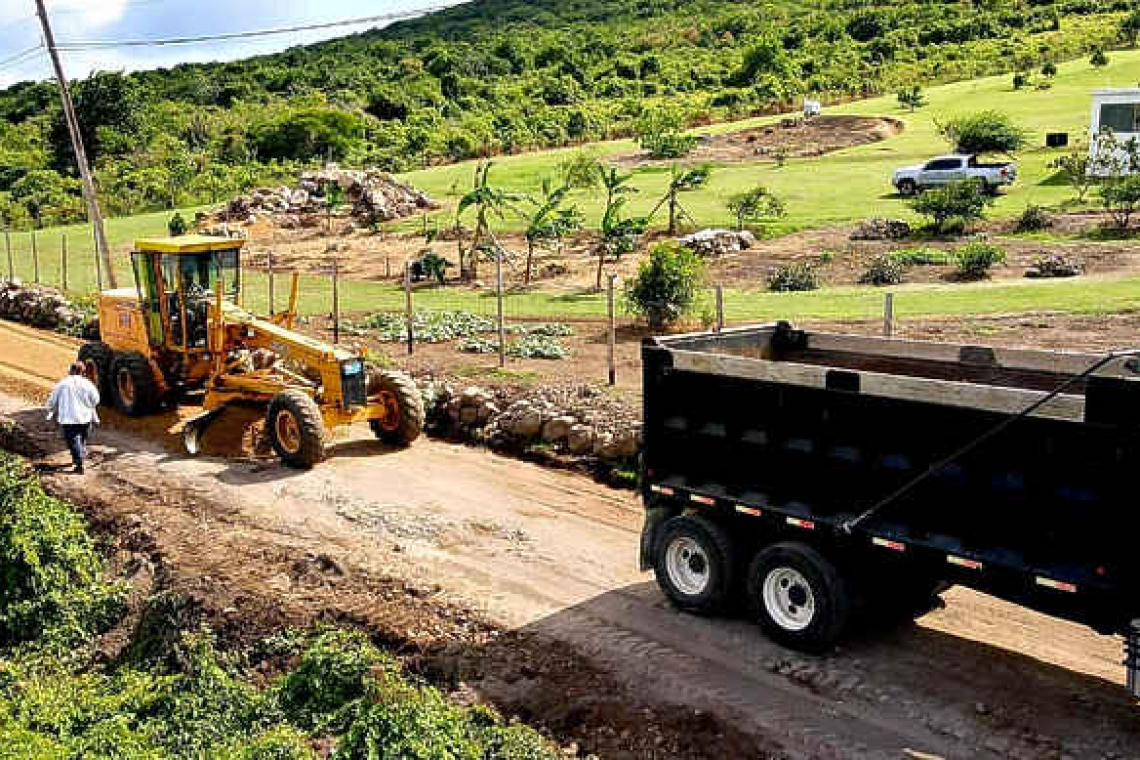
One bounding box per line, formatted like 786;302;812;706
893;154;1017;195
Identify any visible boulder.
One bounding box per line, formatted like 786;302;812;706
542;416;575;442
676;229;757;257
567;424;594;454
850;218;911;241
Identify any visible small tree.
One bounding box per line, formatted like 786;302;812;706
725;186;785;232
897;85;926;113
1090;48;1109;68
634;106;697;160
624;242;707;331
456;162;526;281
910;179;996;234
954;242;1006;279
650;164;712;235
1123;10;1140;47
936;111;1029;155
1100;175;1140;229
522;178;582;285
558;152;601;190
1049;150;1096;204
168;212;188;236
594;166;647;290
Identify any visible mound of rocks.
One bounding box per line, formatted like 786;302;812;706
423;381;642;464
0;279;91;333
209;166;437;228
850;218;911;241
1025;254;1084;279
677;228;757;257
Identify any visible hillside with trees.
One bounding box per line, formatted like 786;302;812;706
0;0;1137;229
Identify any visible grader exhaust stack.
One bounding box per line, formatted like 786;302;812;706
77;236;423;468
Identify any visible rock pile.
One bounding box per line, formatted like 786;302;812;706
676;228;758;256
1025;254;1084;279
424;381;642;463
210;167;437;229
0;279;91;333
849;218;911;241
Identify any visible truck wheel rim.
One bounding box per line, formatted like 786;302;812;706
665;536;711;596
763;567;815;631
275;410;301;453
117;369;135;406
376;390;401;433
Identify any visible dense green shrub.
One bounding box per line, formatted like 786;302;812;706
910;179;996;233
633;107;696;159
623;243;707;330
859;255;906;285
1015;203;1053;232
936;111;1030;154
1100;175;1140;228
768;262;820;292
889;247;951;266
954;242;1006;278
168;212;188;236
0;453;124;650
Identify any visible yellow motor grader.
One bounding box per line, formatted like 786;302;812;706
77;235;422;468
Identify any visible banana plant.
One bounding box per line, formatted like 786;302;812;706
649;164;712;235
523;177;582;285
594;166;648;290
456;162;527;281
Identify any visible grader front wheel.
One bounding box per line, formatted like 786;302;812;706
267;390;327;468
367;370;424;446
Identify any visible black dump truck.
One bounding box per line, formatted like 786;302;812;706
639;322;1140;695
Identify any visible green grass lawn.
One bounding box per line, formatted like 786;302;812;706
8;53;1140;326
400;51;1140;233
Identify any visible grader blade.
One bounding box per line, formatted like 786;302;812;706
181;405;228;455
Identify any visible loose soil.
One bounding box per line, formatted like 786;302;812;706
4;319;1140;759
607;116;905;169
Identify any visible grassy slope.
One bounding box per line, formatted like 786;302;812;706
403;49;1140;232
7;52;1140;323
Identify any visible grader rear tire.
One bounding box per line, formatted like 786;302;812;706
366;370;424;446
78;342;113;401
267;390;327;468
111;352;159;417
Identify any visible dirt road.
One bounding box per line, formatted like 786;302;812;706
3;319;1137;759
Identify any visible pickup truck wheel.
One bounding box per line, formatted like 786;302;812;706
897;179;917;196
267;390;327;469
653;515;735;614
748;542;850;652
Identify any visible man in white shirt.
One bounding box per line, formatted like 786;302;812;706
46;362;100;474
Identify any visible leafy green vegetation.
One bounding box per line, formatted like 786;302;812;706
0;0;1135;228
910;179;996;233
0;451;559;758
624;243;707;329
954;242;1008;279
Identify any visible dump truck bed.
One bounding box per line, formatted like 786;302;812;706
641;322;1140;637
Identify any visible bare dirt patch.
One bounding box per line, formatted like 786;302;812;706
608;115;904;169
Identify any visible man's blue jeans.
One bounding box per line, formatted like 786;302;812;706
62;423;90;468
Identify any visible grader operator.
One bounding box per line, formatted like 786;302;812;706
77;236;423;468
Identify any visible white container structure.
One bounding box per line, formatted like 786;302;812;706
1089;89;1140;176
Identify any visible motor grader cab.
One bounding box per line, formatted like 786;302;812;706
78;236;423;468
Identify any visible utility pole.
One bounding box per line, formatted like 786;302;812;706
34;0;117;288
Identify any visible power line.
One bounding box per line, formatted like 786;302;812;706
0;43;45;71
54;5;456;50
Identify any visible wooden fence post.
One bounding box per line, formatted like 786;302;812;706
4;231;11;280
31;229;38;283
884;292;894;338
332;258;340;345
267;252;275;316
404;262;414;355
715;284;724;333
60;233;68;292
607;274;617;386
496;247;506;368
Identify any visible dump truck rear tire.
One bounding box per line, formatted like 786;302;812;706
747;541;851;652
78;342;113;401
267;390;327;468
111;352;159;417
653;514;736;614
367;370;424;446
